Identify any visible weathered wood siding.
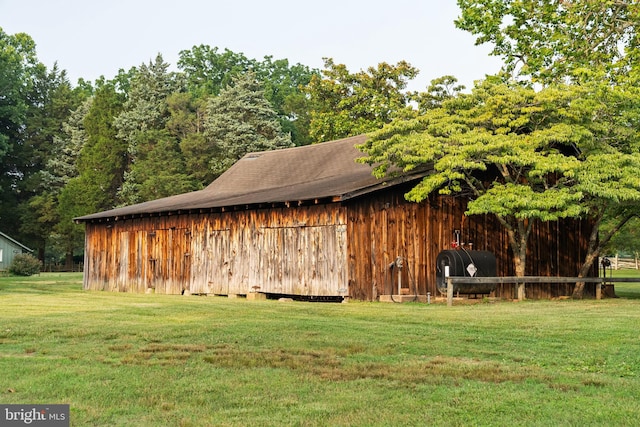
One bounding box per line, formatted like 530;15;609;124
83;204;348;296
345;184;596;300
83;185;595;300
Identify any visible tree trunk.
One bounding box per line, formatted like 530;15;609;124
514;244;527;300
65;251;74;272
507;221;529;300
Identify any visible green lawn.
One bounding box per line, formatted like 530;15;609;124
1;272;640;426
610;268;640;298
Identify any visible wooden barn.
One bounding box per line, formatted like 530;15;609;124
75;135;597;301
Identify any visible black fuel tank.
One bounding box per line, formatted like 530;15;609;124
436;250;497;294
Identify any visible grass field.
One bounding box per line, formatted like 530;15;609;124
1;272;640;426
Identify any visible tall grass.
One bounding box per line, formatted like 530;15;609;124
1;273;640;426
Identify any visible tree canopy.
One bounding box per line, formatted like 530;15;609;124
304;58;419;142
360;81;588;277
203;72;293;178
357;1;640;296
456;0;640;83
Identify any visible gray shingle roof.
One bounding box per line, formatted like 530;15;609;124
0;231;33;252
75;134;428;222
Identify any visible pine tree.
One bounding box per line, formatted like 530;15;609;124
55;82;125;268
115;54;192;204
200;72;293;179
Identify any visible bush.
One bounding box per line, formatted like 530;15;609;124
9;253;42;276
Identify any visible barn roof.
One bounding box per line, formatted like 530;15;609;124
75;134;429;222
0;231;33;252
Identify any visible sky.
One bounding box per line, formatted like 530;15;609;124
0;0;503;92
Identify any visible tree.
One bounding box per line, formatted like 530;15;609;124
456;0;640;83
416;75;465;112
119;130;196;203
115;54;188;205
55;82;126;269
252;56;318;146
115;54;184;159
178;46;318;145
18;65;88;258
42;97;93;191
0;29;38;225
79;82;127;210
304;58;419;142
569;80;640;295
602;217;640;263
456;0;640;297
178;45;253;97
361;80;638;286
0;28;88;259
361;78;640;296
199;72;293;178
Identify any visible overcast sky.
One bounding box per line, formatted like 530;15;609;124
0;0;503;92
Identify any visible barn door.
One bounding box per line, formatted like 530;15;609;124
206;229;230;295
158;228;192;294
145;228;192;294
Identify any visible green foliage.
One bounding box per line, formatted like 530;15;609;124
454;0;640;295
255;56;318;146
456;0;640;83
20;65;85;193
114;55;201;205
115;54;184;158
0;29;37;171
77;83;126;210
50;83;125;266
305;58;418;142
202;72;293;178
0;28;89;258
119;130;197;204
178;46;318;146
603;216;640;257
8;253;41;276
0;29;38;228
178;45;253;96
18;66;89;254
41;97;93;190
363;81;589;209
360;80;632;276
417;75;466;111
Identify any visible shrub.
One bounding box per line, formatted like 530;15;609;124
9;253;42;276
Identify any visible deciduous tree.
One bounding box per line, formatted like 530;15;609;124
304;58;418;142
360;80;640;300
0;29;38;224
456;0;640;296
360;81;591;282
178;46;317;145
456;0;640;83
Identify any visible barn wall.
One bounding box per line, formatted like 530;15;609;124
0;236;31;271
83;204;347;296
83;186;595;300
345;185;596;300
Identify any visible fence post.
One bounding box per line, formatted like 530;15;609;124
447;277;454;307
